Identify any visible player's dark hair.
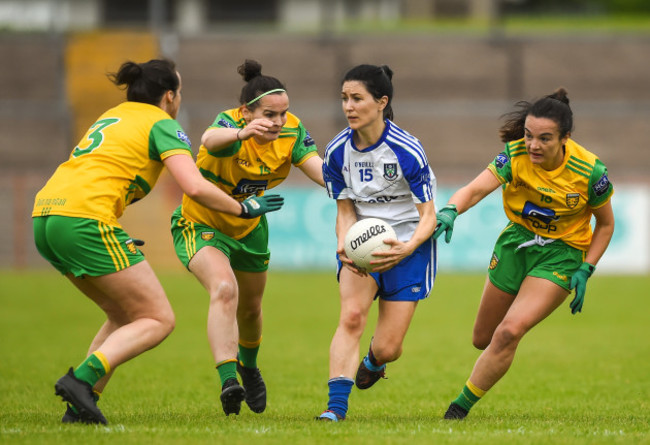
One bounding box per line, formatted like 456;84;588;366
238;59;286;110
108;59;179;106
342;64;394;121
499;87;573;142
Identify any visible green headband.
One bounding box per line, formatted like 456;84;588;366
246;88;286;106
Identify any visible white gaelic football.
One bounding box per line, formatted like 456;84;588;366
344;218;396;272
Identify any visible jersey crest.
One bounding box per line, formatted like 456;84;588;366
566;193;580;209
383;163;398;180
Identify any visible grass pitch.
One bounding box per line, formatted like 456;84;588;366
1;270;648;444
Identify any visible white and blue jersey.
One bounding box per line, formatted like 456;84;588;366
323;120;436;241
324;120;437;301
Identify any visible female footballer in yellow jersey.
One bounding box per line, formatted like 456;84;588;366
32;59;283;425
434;88;615;420
170;59;323;416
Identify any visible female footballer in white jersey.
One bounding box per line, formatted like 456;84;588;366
436;88;615;419
317;64;438;421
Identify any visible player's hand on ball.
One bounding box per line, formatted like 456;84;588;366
337;246;368;276
368;239;410;273
343;218;396;274
569;262;595;314
432;204;458;243
240;194;284;218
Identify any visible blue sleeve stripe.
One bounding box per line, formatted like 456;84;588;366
386;127;427;168
324;128;350;164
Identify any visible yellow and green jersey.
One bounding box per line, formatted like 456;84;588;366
33;101;193;226
181;108;318;239
487;137;613;251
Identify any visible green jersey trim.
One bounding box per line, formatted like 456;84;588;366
149;119;192;161
207;112;243;158
289;121;316;164
587;159;613;206
566;156;592;179
199;167;235;188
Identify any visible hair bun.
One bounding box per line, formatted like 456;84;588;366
548;87;570;106
237;59;263;82
380;65;393;80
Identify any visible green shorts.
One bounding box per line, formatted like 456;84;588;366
487;223;585;295
170;206;270;273
33;215;145;277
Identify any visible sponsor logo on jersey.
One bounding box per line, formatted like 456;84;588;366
566;193;580;209
522;201;559;233
176;130;192;147
201;232;215;241
232;179;268;195
383;163;398;180
358;195;400;204
522;201;559;224
495;153;509;168
303;131;315;147
593;174;611;196
217;119;235;128
488;253;499;270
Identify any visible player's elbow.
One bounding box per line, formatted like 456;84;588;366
180;179;205;201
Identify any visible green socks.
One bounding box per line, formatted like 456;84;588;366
238;338;261;369
73;351;109;387
216;337;262;386
216;359;238;387
453;380;487;412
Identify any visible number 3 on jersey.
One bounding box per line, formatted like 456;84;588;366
72;118;120;157
359;168;373;182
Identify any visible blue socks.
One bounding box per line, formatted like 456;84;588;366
363;355;385;373
326;377;354;419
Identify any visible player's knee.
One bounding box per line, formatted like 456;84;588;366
208;279;238;307
472;331;491;350
339;309;366;334
237;302;262;324
158;307;176;337
373;343;402;363
491;321;524;351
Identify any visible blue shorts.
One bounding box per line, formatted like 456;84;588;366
337;237;437;301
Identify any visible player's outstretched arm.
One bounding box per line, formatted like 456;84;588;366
433;169;501;243
164;153;283;218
